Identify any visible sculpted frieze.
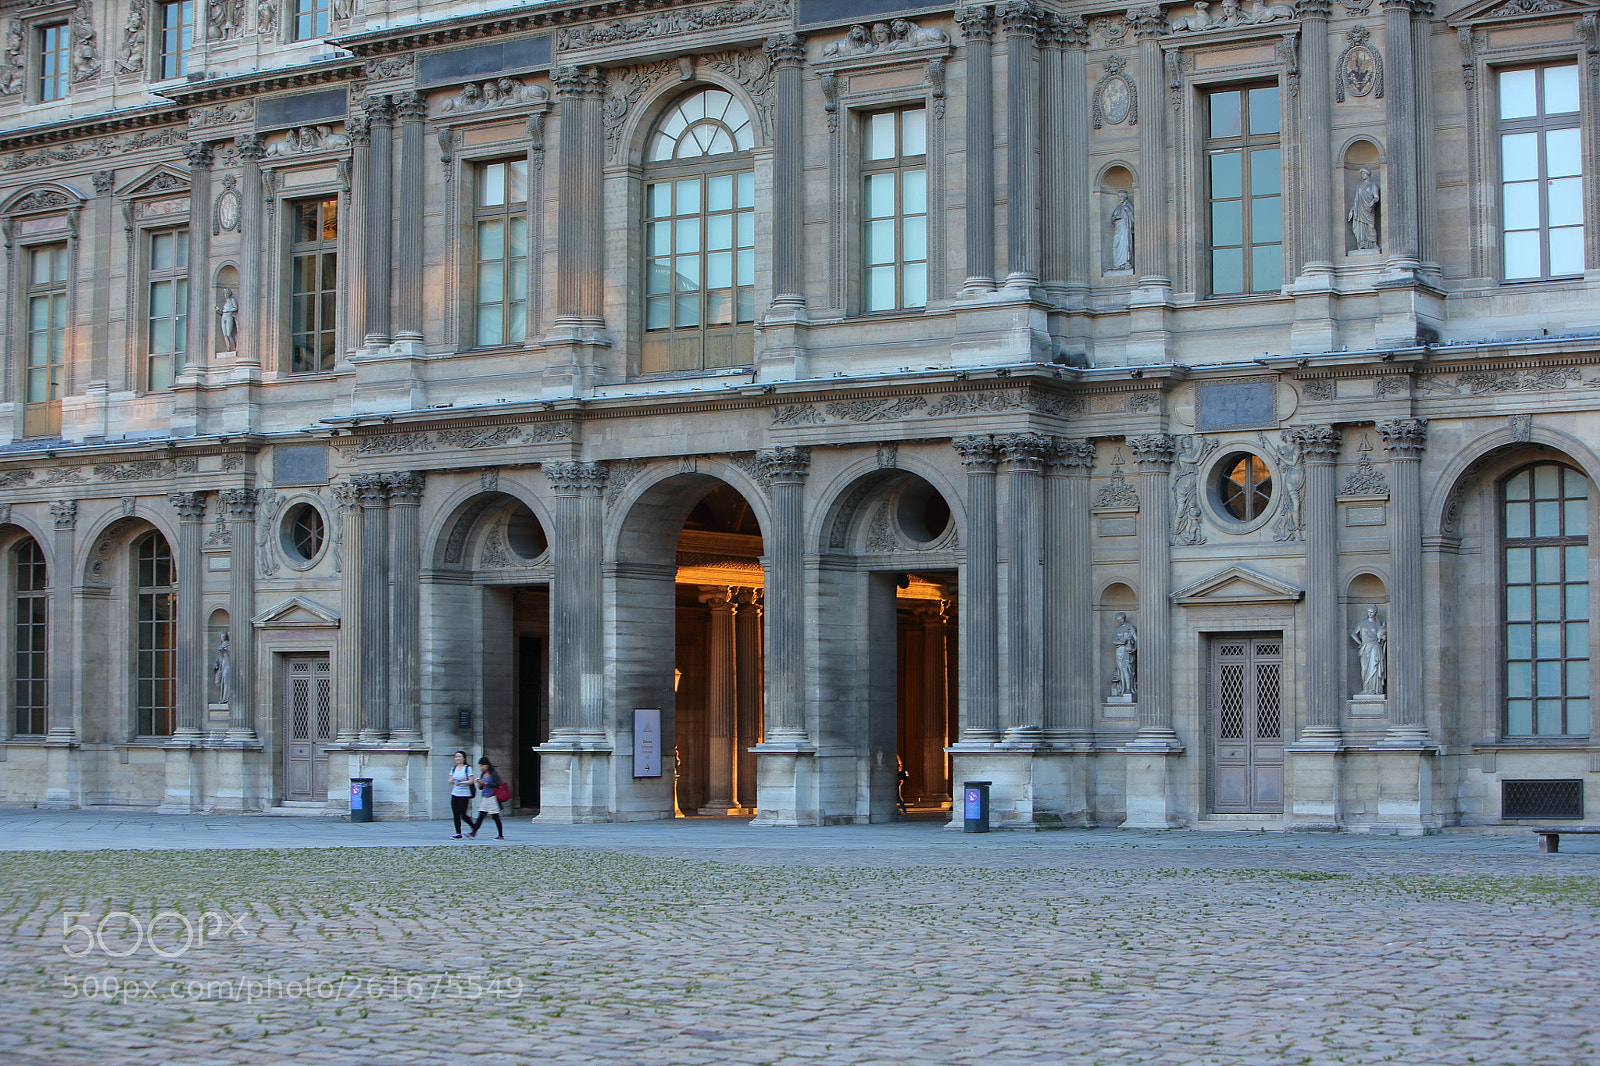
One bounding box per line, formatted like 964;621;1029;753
5;129;186;172
556;0;791;50
820;18;950;60
1417;366;1584;395
265;125;350;156
1164;0;1296;33
437;79;548;116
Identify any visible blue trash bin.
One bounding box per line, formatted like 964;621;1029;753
962;780;991;833
350;778;374;822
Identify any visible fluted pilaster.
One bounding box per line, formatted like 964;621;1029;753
387;471;424;743
46;501;76;743
957;6;998;293
1382;0;1421;269
1297;0;1335;270
1048;439;1097;741
699;587;737;812
1128;434;1176;738
766;34;807;313
354;473;391;739
236;136;266;368
1131;8;1170;285
364;97;395;345
954;435;1000;740
1292;426;1343;736
170;491;209;737
760;447;810;742
182;143;213;373
221;488;258;740
547;460;608;739
1379;418;1428;738
999;432;1048;739
552;66;607;328
1001;2;1042;289
395;93;427;342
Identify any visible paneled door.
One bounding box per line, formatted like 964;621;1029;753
1210;635;1284;814
283;656;333;801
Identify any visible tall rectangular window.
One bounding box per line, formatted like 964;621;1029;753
288;197;337;372
643;171;755;370
25;243;68;438
38;23;68;102
1499;64;1584;281
146;229;188;391
136;535;176;738
473;159;528;347
13;540;47;737
156;0;193;80
861;106;928;312
293;0;329;40
1206;85;1282;296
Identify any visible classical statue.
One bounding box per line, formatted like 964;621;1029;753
1351;606;1387;696
889;18;949;48
1349;167;1381;251
217;289;238;349
1111;613;1138;700
213;631;231;704
822;24;874;57
1109;190;1135;273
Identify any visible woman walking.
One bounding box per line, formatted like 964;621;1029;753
446;750;474;838
468;757;505;840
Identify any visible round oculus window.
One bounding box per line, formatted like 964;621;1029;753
1215;453;1273;523
281;503;326;563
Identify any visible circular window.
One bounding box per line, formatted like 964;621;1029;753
1215;452;1274;523
281;503;326;565
895;481;952;545
505;505;548;561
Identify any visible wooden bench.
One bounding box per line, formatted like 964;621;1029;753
1533;826;1600;852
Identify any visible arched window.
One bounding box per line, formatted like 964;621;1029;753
135;532;177;737
642;89;756;375
1503;462;1590;737
13;538;47;736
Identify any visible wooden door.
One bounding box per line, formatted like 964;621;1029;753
1210;635;1284;814
283;656;332;801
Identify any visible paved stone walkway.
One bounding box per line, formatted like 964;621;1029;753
1;810;1596;1065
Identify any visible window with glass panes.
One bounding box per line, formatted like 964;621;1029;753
1503;463;1590;738
1206;85;1282;295
642;89;755;375
1498;64;1584;281
25;243;68;438
13;539;47;737
473;159;528;347
157;0;193;80
862;106;928;312
136;533;176;738
38;23;68;102
288;198;337;372
292;0;329;40
146;229;188;391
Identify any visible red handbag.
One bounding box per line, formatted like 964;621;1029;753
493;781;511;803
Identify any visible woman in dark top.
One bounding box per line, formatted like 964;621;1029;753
468;757;505;840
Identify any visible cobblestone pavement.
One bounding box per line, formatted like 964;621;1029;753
1;811;1597;1065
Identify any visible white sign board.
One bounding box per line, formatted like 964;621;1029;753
633;708;662;778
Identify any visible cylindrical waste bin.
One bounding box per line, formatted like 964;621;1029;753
962;780;991;833
350;778;374;822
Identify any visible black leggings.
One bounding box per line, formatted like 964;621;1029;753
451;795;471;834
471;811;503;837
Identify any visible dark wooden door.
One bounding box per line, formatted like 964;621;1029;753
283;656;332;801
1210;635;1284;814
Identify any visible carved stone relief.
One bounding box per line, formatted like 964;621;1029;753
71;0;101;83
264;126;350;156
1336;26;1384;102
1093;54;1137;129
555;0;792;50
1095;451;1141;509
116;0;148;76
1341;435;1389;495
1260;430;1306;542
1171;435;1217;546
1164;0;1296;33
1;20;23;96
5;129;187;172
206;0;243;41
820;18;949;58
437;79;548;116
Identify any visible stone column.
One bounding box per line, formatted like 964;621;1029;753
546;461;608;740
1295;425;1343;738
953;436;1000;741
354;473;391;740
919;601;950;797
1298;0;1335;272
551;66;606;332
364;96;395;346
394;93;427;344
699;587;737;813
89;171;114;388
1411;1;1437;267
1001;2;1042;290
387;471;424;744
182;143;214;374
1381;0;1421;271
332;481;363;742
957;6;997;294
766;34;807;315
221;488;258;740
1379;418;1427;740
1127;434;1176;739
346;118;370;355
759;448;810;742
235;136;266;368
169;492;209;738
46;501;77;744
733;587;763;811
1060;18;1092;297
1131;7;1170;286
999;432;1048;740
1047;439;1097;742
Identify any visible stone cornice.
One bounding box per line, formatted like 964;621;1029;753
152;58;365;106
0;103;182;153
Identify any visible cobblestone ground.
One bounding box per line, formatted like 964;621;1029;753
1;821;1597;1065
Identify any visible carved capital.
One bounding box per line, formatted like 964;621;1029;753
999;1;1043;37
551;65;604;99
386;470;425;504
169;491;208;521
396;91;427;121
1058;14;1091;48
183;142;214;169
51;500;78;530
235;134;266;163
956;5;997;43
953;435;1000;472
220;487;257;520
1287;425;1341;463
92;170;115;194
1127;434;1176;470
1051;438;1098;472
759;446;811;485
698;586;735;610
1128;5;1167;39
351;472;392;506
1296;0;1334;19
764;33;805;67
545;460;608;496
347;117;371;148
1377;418;1427;459
997;432;1051;472
367;95;396;124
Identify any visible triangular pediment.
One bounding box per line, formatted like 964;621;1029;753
1447;0;1594;27
1171;566;1304;606
116;167;190;199
252;596;340;629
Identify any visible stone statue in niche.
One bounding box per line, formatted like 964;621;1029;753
1351;605;1387;696
1109;191;1135;273
1110;613;1138;700
1348;167;1381;251
213;631;231;704
216;289;238;349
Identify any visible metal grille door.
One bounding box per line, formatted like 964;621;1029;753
283;656;333;801
1210;635;1284;814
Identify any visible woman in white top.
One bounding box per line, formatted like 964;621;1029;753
447;750;474;838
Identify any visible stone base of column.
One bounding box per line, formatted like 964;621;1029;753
533;742;616;824
1124;284;1173;365
948;291;1055;367
208;743;268;814
1289;278;1337;356
756;319;808;381
1285;739;1345;831
748;742;819;827
1372;273;1445;348
540;329;613;398
341;745;433;820
156;740;203;814
947;746;1094;829
1363;746;1440;837
41;738;81;809
1118;736;1186;829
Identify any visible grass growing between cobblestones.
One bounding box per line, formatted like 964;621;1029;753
1;846;1597;1065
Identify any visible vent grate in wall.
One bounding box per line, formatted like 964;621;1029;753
1502;779;1584;820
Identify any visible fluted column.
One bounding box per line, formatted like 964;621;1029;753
236;136;265;368
1048;439;1097;742
1379;418;1427;739
1411;0;1437;266
1038;16;1067;297
394;93;427;342
699;588;737;812
170;491;209;737
1298;0;1335;271
221;488;258;740
552;66;607;330
766;34;807;314
999;432;1048;739
954;436;1000;741
1060;18;1092;296
957;6;997;294
547;461;608;740
46;501;77;743
1382;0;1420;270
182;143;214;374
363;96;395;346
760;448;810;742
354;473;391;739
346;118;370;356
1001;2;1042;290
1294;426;1343;737
387;471;424;743
733;587;763;810
1131;7;1170;285
1128;434;1176;738
332;481;362;741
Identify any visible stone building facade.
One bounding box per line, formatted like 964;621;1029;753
0;0;1597;831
